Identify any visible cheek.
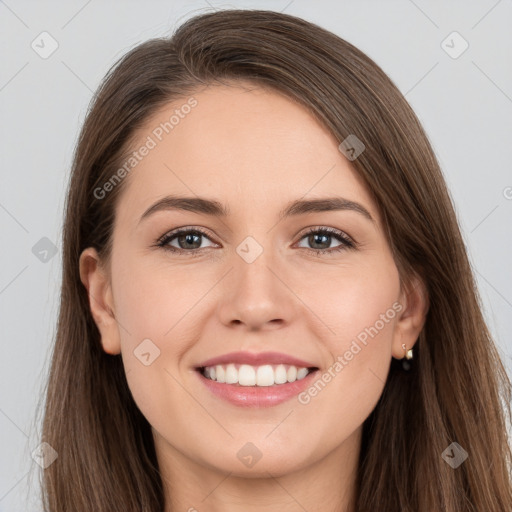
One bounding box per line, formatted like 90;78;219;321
291;290;400;455
327;281;400;362
114;270;198;436
110;257;212;424
295;253;401;353
112;254;209;347
293;258;400;414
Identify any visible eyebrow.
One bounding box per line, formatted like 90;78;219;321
139;195;375;224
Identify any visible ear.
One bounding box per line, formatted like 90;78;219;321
79;247;121;355
391;273;429;359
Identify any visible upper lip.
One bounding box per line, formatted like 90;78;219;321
196;351;318;369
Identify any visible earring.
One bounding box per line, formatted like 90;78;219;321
401;343;413;371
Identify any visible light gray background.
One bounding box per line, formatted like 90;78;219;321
1;0;511;510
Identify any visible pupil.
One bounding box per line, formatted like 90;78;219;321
310;233;329;249
180;233;201;249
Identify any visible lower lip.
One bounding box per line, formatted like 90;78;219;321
195;369;319;408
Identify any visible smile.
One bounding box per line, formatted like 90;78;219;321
195;364;320;408
200;363;315;386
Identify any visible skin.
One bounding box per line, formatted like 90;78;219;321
80;81;428;512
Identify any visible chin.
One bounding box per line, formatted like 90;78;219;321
202;449;311;479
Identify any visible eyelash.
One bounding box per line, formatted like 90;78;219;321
154;226;356;257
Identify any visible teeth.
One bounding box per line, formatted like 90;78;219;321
239;364;256;386
216;365;225;383
201;363;314;386
225;363;238;384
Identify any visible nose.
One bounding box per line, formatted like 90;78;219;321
216;243;298;331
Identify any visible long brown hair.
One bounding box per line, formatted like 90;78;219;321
37;9;512;511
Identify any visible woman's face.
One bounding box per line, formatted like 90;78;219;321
81;82;425;480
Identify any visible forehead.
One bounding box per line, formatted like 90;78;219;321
115;82;379;225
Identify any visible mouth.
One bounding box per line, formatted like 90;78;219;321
195;363;319;386
194;363;320;408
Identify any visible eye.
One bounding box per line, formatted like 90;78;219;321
156;226;217;254
295;226;355;255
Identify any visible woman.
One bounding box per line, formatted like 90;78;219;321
38;8;512;511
